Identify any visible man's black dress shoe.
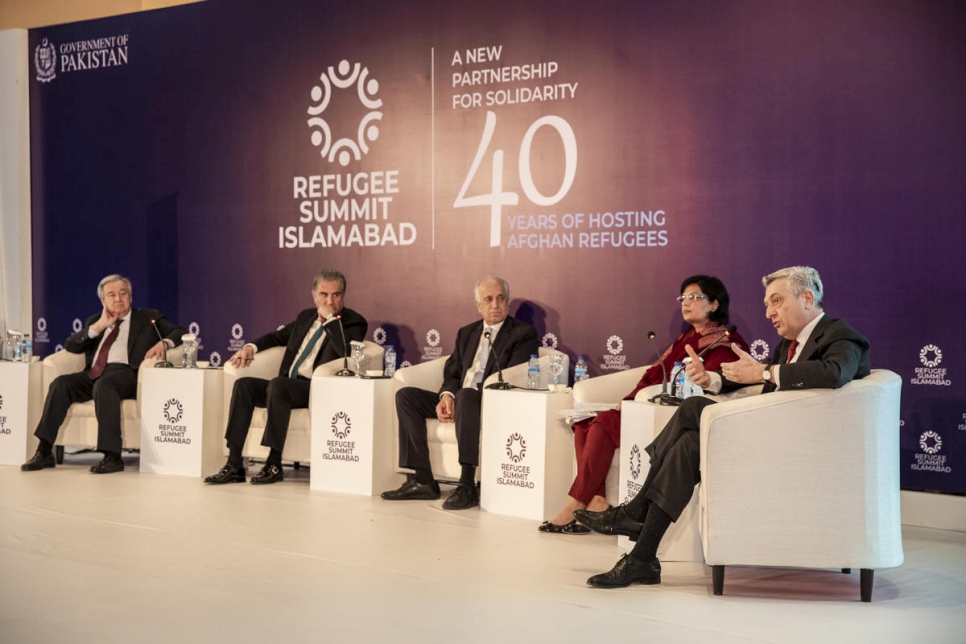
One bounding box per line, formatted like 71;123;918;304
21;451;55;471
204;464;246;484
538;520;590;535
381;475;441;500
442;483;479;510
90;456;124;474
251;463;284;484
587;554;661;588
573;505;643;540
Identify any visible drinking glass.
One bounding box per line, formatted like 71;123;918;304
548;353;564;386
350;341;366;374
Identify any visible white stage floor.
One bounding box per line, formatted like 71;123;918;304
2;453;965;644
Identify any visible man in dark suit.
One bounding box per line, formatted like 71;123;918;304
22;274;187;474
576;266;871;588
381;276;539;510
204;269;366;485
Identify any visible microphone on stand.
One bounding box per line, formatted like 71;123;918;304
669;324;737;398
150;319;174;368
645;331;675;405
483;330;514;390
330;314;354;377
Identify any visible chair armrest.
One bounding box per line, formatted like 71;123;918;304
394;355;450;391
42;350;86;393
576;366;648;404
224;346;285;381
698;370;903;568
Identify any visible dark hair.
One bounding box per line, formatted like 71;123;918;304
680;274;730;325
312;269;347;293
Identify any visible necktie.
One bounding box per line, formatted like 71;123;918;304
786;339;799;364
88;320;122;380
470;328;493;388
289;320;326;378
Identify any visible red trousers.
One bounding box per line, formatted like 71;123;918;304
568;408;622;503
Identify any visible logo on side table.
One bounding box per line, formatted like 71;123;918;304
625;444;643;500
497;432;534;489
163;398;183;424
156;398;189;445
324;411;359;462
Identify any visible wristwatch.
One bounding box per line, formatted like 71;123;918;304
761;366;772;382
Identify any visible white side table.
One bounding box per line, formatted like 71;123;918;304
139;366;225;477
480;388;574;521
619;397;703;561
310;375;402;496
0;360;43;465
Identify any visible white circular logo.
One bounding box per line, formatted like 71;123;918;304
606;335;623;356
208;351;222;367
373;327;387;345
307;60;383;167
37;317;48;332
189;322;200;336
505;432;527;463
919;344;942;368
35;38;57;83
749;339;770;361
231;324;244;340
72;318;83;333
919;430;942;454
54;344;64;352
400;360;412;368
542;332;558;349
426;329;441;347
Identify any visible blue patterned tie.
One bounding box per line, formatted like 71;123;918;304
289;322;326;378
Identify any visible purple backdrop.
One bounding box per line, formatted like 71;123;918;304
28;0;966;495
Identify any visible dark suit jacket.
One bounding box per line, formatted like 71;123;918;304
439;316;539;397
252;307;368;377
722;315;870;394
65;308;187;370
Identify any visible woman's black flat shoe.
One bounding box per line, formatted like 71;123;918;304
538;519;590;534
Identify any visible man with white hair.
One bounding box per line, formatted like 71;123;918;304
576;266;870;588
22;274;186;474
381;276;539;510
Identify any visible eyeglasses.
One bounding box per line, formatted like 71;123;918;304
676;294;710;303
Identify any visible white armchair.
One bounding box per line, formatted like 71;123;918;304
221;341;384;464
571;366;649;505
698;369;903;602
392;347;567;483
42;346;183;462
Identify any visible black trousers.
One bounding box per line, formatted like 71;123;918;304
625;396;718;522
224;376;310;454
34;363;137;455
395;386;482;472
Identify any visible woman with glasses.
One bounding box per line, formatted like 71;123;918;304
539;275;749;534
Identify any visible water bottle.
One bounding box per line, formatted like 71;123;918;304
23;333;32;362
673;361;687;399
574;355;589;382
13;334;22;362
384;345;396;377
682;357;699;398
527;354;540;389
